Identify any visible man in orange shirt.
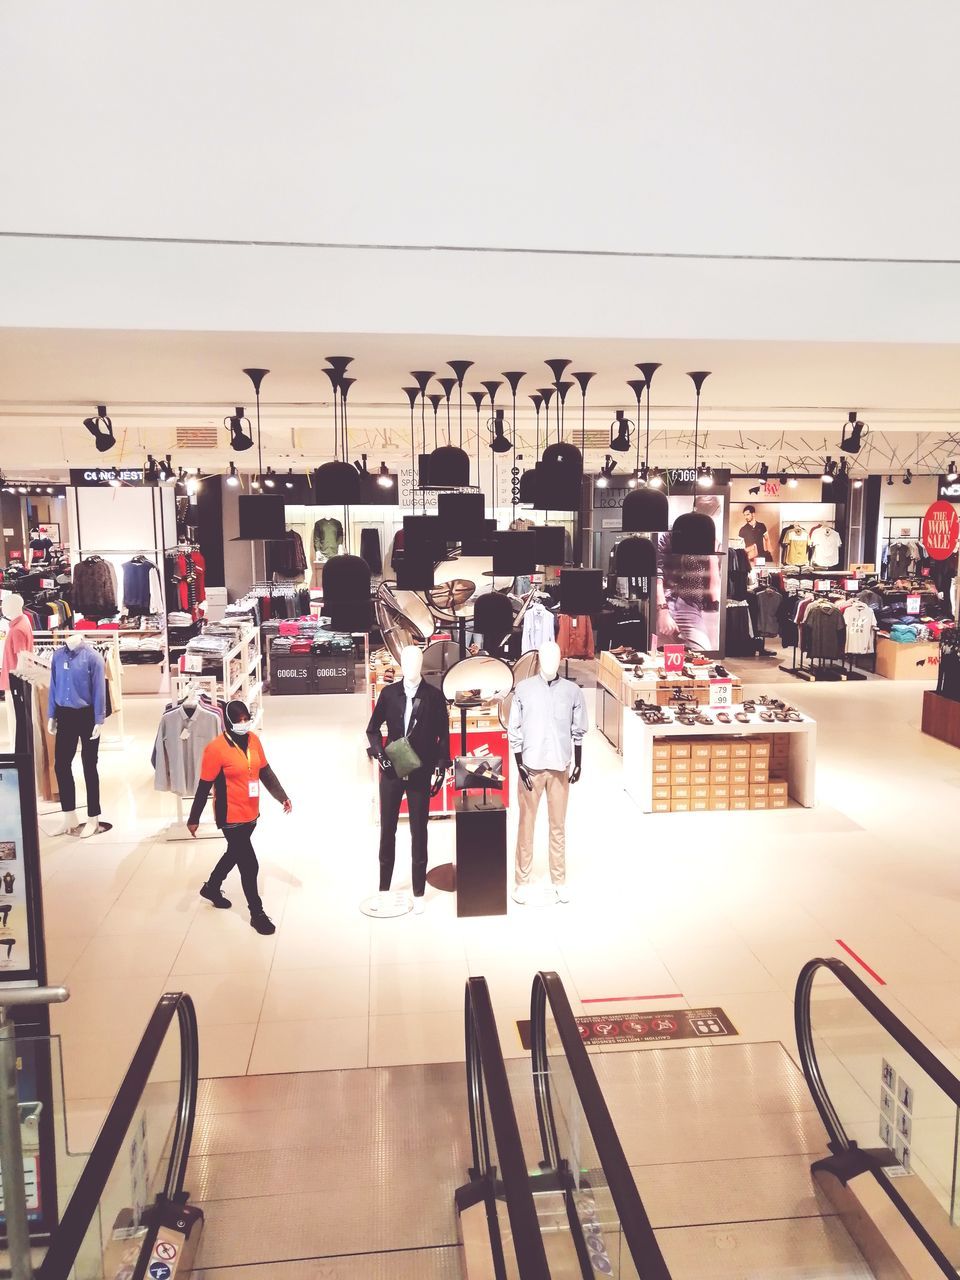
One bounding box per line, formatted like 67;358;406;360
188;700;292;934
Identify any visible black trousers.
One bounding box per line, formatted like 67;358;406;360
53;705;101;817
378;767;431;896
209;822;262;913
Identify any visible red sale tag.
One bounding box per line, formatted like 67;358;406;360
663;644;686;673
816;580;830;592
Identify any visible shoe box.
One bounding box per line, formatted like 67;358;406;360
653;735;789;811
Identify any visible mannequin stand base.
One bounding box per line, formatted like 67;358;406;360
360;891;413;919
78;820;112;839
426;864;456;893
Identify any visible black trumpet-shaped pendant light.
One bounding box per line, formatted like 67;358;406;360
621;361;668;532
571;371;595;454
410;371;435;501
428;393;443;448
469;390;487;496
437;378;457;443
502;372;526;515
447;360;474;447
519;392;544;504
315;364;360;503
554;380;574;443
242;368;270;491
403;385;419;502
670;370;715;554
626;377;646;476
544;358;571;383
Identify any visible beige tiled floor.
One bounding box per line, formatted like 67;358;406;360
19;668;960;1115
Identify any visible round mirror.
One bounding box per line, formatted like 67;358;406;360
375;582;426;664
392;587;435;639
421;639;461;691
442;654;514;704
427;578;476;618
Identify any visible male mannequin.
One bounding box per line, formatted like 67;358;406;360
366;645;449;914
1;595;34;692
508;640;586;904
48;634;106;838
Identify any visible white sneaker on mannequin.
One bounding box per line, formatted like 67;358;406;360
54;811;79;836
555;882;570;904
79;819;100;839
512;885;528;905
413;897;425;915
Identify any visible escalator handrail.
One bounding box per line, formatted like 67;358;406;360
38;991;199;1280
796;956;960;1279
465;977;552;1280
531;971;672;1280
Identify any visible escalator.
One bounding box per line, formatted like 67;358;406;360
13;954;960;1278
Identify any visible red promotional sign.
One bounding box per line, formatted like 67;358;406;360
922;501;960;561
663;644;686;673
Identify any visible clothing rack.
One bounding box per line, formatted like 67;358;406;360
777;588;870;682
159;683;223;842
28;631;126;742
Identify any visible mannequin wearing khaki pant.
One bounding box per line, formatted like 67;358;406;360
515;767;569;885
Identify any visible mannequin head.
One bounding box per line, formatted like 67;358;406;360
1;594;24;621
538;640;561;681
400;645;423;685
65;634;85;651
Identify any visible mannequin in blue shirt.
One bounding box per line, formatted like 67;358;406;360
47;634;107;838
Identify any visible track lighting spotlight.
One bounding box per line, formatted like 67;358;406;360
226;461;241;487
488;407;513;453
595;455;618;488
886;475;894;486
159;454;176;483
108;474;122;488
225;407;254;452
948;461;959;482
251;474;261;490
840;411;866;455
788;477;798;488
376;461;394;488
822;457;836;483
903;469;913;486
17;485;27;495
778;472;787;486
83;405;116;453
853;478;863;489
263;467;276;488
144;455;160;484
758;462;769;481
609;410;633;452
284;468;295;489
696;463;713;488
648;468;664;489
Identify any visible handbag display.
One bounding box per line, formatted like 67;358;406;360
384;736;423;778
454;755;504;791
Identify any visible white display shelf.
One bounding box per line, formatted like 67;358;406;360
621;709;817;813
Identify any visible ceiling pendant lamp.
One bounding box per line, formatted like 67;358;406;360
621;361;668;532
469;390;487;499
670;507;716;554
544;359;571;445
481;380;503;502
555;380;574;444
613;534;656;577
428;371;471;488
314;364;360;503
428;393;443;449
502;371;526;517
410;370;435;500
519;392;544;504
242;367;270;492
687;370;712;481
447;360;474;449
626;377;646;480
402;385;419;501
571;371;596;455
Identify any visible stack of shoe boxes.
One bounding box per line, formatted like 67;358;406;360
651;735;790;812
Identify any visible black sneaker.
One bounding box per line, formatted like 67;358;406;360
200;882;231;909
250;912;276;935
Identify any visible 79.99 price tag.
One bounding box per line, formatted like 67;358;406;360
710;680;733;707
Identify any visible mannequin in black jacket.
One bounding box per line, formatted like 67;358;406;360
366;646;450;912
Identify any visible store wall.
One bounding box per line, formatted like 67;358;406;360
3;2;960;345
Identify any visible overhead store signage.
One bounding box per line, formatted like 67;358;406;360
68;467;144;486
922;501;960;560
937;476;960;503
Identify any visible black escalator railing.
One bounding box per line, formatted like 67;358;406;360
796;957;960;1279
39;991;199;1280
531;971;672;1280
463;976;552;1280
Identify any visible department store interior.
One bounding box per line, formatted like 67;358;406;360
3;4;960;1276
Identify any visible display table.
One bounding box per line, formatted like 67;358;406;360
875;636;940;681
622;711;817;813
597;650;743;753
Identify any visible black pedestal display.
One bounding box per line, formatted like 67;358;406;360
455;794;507;917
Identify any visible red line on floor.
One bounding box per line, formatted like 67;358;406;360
836;939;886;985
582;994;684;1004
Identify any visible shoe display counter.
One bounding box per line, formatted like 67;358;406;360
622;705;816;813
597;649;744;753
875;635;941;681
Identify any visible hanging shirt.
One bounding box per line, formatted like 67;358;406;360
0;613;33;692
781;528;810;567
507;674;587;770
48;644;106;723
843;601;877;655
313;518;344;559
153;703;223;795
521;602;555;653
809;526;842;568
